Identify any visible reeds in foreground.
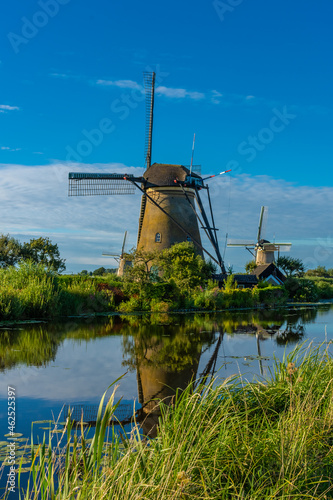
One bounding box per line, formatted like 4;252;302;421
14;341;333;499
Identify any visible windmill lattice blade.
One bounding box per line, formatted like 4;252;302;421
68;173;136;196
121;231;128;256
257;206;267;242
143;71;155;168
261;242;292;250
227;239;256;246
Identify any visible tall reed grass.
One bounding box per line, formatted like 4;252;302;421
0;262;115;320
14;341;333;499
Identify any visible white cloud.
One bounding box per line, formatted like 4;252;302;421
155;86;205;100
0;163;332;273
1;146;21;151
49;72;83;81
187;90;205;100
211;90;223;104
95;78;205;101
0;104;20;112
96;79;143;91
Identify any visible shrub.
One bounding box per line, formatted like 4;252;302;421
285;278;319;302
314;279;333;299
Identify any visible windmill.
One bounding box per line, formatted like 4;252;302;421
227;206;292;265
68;72;229;273
102;231;131;276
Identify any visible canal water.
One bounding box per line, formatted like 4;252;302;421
0;305;332;492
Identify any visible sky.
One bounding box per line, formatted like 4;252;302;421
1;0;333;273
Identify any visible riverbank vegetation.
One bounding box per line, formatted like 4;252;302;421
1;239;333;321
0;262;114;320
15;342;333;499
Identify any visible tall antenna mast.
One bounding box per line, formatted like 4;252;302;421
143;71;155;169
189;133;196;181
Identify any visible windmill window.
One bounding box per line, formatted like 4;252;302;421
186;236;192;242
155;233;161;243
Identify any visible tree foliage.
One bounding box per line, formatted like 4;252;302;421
277;256;305;278
123;247;158;285
245;260;257;273
305;266;332;278
22;237;66;273
122;242;214;295
156;242;214;291
92;267;106;276
0;234;23;268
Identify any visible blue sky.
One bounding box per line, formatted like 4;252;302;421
1;0;333;272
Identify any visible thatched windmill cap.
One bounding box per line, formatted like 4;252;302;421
143;163;201;186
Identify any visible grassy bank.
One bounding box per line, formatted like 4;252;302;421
14;342;333;499
0;262;115;320
1;262;333;321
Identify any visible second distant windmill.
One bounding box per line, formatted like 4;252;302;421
227;206;292;265
102;231;131;276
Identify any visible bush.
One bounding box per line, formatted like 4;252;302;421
314;279;333;299
257;285;287;306
150;299;173;313
284;278;319;302
118;296;151;312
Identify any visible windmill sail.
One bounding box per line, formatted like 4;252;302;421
257;206;267;242
138;72;155;245
144;71;155;169
68;173;136;196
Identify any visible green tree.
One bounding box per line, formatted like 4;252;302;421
0;234;23;268
156;242;214;292
23;237;66;273
277;256;305;278
123;248;158;285
305;266;329;278
92;267;106;276
245;260;257;273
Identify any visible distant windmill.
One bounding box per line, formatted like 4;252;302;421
68;72;230;273
102;231;131;276
227;206;292;265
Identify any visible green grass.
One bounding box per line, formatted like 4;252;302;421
14;341;333;499
1;262;331;321
0;262;115;320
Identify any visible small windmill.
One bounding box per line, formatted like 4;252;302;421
227;206;292;265
68;72;230;273
102;231;131;276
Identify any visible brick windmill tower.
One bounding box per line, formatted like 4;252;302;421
69;72;227;273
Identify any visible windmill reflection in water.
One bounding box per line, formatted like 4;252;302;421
64;315;305;438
